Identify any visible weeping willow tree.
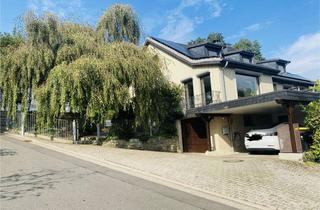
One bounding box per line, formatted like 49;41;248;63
0;11;97;118
96;4;140;44
1;5;182;138
36;43;179;133
1;12;60;118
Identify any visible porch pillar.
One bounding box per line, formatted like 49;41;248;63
287;103;297;153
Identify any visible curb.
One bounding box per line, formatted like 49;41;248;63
4;133;271;210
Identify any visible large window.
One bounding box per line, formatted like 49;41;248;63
236;74;259;98
200;75;212;105
184;80;194;108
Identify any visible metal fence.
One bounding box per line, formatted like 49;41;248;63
184;91;221;110
0;111;8;133
2;111;74;140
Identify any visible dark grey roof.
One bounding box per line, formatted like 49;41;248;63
150;37;223;59
279;72;309;81
146;37;314;85
257;59;291;64
150;37;193;58
272;72;314;86
223;49;254;56
187;41;223;49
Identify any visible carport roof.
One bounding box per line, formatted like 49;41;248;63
186;90;320;116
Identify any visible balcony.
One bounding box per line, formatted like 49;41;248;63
184;91;221;110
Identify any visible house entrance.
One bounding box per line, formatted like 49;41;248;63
181;118;209;152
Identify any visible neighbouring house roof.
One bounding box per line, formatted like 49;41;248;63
145;37;314;86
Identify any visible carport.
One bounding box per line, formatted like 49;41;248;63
182;90;320;154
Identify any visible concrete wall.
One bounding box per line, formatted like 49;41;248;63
210;116;234;153
148;44;224;103
259;75;274;94
223;68;238;101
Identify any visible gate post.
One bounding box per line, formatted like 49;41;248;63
72;119;78;144
21;113;25;136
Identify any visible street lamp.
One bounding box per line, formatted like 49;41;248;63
65;102;70;113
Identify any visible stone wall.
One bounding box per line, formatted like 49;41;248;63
103;137;179;152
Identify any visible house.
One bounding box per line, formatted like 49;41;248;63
145;37;320;154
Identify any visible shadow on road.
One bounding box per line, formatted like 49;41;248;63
0;168;93;201
0;148;17;156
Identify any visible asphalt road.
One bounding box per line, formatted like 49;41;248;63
0;135;237;210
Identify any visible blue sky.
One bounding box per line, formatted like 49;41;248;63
1;0;319;79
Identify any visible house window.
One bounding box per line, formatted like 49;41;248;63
184;80;194;108
242;55;252;63
236;74;259;98
200;75;212;105
273;83;277;91
283;85;293;90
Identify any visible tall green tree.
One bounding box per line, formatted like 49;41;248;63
1;6;182;138
304;80;320;162
233;38;264;61
96;4;140;44
188;32;225;45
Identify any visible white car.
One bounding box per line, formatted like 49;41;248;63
244;123;286;152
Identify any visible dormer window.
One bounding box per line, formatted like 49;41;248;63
242;55;252;63
257;59;290;72
223;50;254;63
188;42;223;58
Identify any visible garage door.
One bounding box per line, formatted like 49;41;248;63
182;118;209;153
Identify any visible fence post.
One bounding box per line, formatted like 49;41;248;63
21;113;25;136
72;119;78;143
97;123;100;139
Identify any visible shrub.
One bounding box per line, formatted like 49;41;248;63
303;81;320;163
303;151;316;162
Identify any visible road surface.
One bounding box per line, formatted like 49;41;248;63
0;135;237;210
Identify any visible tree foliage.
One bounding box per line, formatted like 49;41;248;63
233;38;264;61
304;80;320;162
96;4;140;44
1;7;182;138
188;32;225;45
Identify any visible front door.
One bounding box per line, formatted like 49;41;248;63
182;118;209;152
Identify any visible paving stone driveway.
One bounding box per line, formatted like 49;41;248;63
11;137;320;210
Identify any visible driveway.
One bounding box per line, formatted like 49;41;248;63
0;136;237;210
2;134;320;210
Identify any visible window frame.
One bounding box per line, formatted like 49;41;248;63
199;73;212;105
183;79;195;109
235;73;260;98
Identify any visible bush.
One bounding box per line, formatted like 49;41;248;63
309;130;320;162
303;81;320;163
303;151;316;162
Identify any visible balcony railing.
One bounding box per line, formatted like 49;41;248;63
184;91;221;110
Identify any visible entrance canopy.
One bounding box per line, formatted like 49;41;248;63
186;90;320;116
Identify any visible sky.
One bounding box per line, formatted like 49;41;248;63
0;0;319;79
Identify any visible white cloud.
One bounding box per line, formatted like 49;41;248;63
159;0;224;43
226;21;272;41
245;23;262;32
205;0;223;17
27;0;92;23
275;32;320;80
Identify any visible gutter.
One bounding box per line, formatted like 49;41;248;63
272;75;314;86
221;61;229;101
